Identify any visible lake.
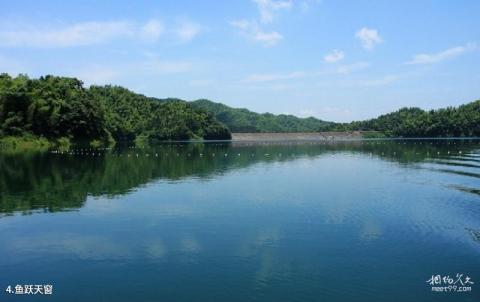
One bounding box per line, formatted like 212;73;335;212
1;139;479;302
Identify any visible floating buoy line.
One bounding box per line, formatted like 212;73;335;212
47;140;480;160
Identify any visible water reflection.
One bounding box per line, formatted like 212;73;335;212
1;139;479;215
1;139;480;302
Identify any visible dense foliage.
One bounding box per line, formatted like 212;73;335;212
192;99;480;137
88;86;231;141
191;99;335;132
1;74;478;141
0;74;230;143
334;102;480;137
0;74;107;140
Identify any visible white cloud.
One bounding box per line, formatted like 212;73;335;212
355;27;382;50
230;19;283;46
253;30;283;46
324;49;344;63
189;79;214;87
299;0;322;13
356;75;398;87
230;19;250;30
231;0;292;46
176;21;202;43
76;66;120;85
336;62;370;74
0;21;134;47
0;19;206;48
405;43;477;65
143;60;192;74
72;57;192;86
300;1;310;12
253;0;292;23
245;71;306;82
244;61;369;83
140;20;164;42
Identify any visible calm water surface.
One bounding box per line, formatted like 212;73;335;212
1;140;479;302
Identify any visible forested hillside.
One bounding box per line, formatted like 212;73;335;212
0;74;230;145
1;74;479;146
191;99;336;132
335;102;480;137
192;99;480;137
88;86;230;141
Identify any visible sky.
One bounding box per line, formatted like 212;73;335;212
0;0;479;122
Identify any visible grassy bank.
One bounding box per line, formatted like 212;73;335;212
0;136;52;151
0;136;113;152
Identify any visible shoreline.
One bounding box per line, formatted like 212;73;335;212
231;132;365;142
2;134;480;152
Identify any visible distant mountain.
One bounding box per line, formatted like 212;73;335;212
191;99;336;133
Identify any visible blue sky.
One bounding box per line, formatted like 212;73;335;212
0;0;479;122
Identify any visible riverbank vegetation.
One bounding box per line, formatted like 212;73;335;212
0;74;231;148
1;74;479;148
193;99;480;137
0;135;51;151
334;102;480;137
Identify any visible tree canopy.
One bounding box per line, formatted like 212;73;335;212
1;73;478;142
191;99;336;132
0;74;231;143
333;102;480;137
192;99;480;137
